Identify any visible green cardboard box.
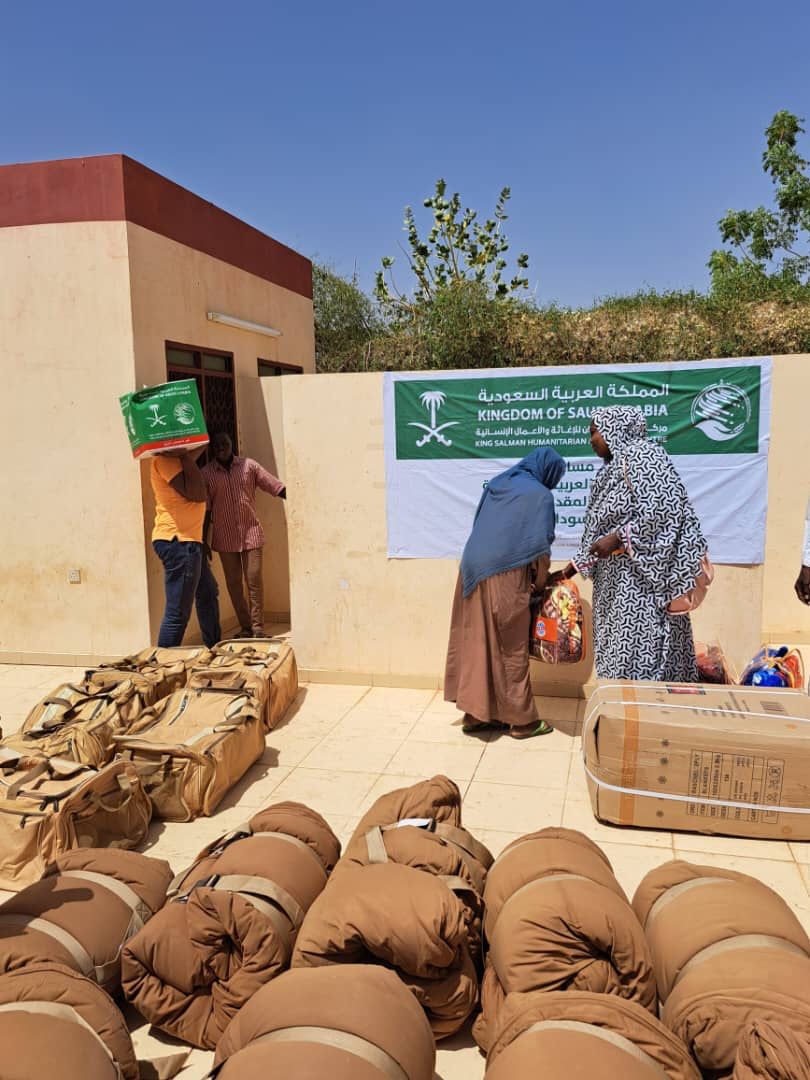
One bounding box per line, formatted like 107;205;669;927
120;380;209;459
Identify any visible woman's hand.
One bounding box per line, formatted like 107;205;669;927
548;562;576;586
590;532;622;560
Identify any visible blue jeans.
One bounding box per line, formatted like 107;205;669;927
153;539;221;648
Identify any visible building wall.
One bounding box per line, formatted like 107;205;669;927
0;220;151;662
125;223;311;643
761;353;810;642
283;358;810;690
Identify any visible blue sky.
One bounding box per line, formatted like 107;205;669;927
3;0;809;307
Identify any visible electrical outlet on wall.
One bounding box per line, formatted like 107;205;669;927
68;568;82;585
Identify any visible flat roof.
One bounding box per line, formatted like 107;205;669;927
0;154;312;299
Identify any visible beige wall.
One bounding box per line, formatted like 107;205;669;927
761;354;810;642
0;221;151;662
283;359;810;689
125;223;312;642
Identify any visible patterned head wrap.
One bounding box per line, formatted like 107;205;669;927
591;406;648;457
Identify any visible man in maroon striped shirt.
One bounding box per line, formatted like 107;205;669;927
202;431;286;638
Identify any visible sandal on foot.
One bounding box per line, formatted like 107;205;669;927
462;719;499;735
510;720;554;739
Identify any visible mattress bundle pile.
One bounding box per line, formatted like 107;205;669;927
208;965;436;1079
633;860;810;1077
474;827;656;1051
292;775;493;1038
122;801;340;1048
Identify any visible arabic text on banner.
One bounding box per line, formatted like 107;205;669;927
383;358;772;565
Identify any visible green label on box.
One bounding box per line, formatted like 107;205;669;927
120;380;208;458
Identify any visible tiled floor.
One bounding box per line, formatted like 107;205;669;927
2;664;810;1078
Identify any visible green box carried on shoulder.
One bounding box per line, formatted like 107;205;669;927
119;379;209;459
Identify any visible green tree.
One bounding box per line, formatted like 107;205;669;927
312;262;381;371
709;111;810;299
374;179;530;316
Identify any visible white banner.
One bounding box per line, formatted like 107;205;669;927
384;358;772;565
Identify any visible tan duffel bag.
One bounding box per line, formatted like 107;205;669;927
94;645;213;699
202;639;299;730
1;676;158;769
0;755;152;891
114;685;265;821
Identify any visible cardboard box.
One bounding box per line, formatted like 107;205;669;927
583;681;810;840
120;379;208;459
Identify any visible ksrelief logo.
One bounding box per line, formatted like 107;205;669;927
173;402;196;426
691;381;751;442
409;390;458;447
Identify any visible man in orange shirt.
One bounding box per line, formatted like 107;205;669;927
150;448;221;647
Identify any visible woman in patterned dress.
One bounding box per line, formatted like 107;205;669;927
554;406;707;681
445;447;567;738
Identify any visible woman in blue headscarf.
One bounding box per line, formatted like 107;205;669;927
444;446;566;738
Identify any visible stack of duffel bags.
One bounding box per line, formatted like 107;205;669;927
0;645;212;891
0;637;300;888
0;637;306;1078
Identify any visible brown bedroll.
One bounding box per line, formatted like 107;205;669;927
474;828;656;1052
486;990;700;1079
734;1021;810;1079
633;860;810;1076
0;962;141;1080
0;962;189;1080
0;848;172;993
209;965;436;1079
293;776;490;1039
342;775;493;907
1;676;158;768
0;758;152;892
122;802;340;1049
193;638;299;731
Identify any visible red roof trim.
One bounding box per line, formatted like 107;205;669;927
0;154;312;299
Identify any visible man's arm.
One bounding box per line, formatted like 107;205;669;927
252;460;286;499
795;497;810;604
165;450;207;503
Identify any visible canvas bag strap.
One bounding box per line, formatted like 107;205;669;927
0;1000;123;1078
365;826;389;864
211;874;305;929
433;823;494;870
169;826;328;897
178;873;300;960
205;1026;409;1080
58;869;154;926
4;755;87;799
0;913;95;978
518;1020;668;1079
673;934;809;988
643;876;726;929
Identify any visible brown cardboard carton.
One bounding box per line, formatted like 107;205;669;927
583;681;810;840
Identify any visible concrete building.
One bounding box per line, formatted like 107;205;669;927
0;154;313;664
